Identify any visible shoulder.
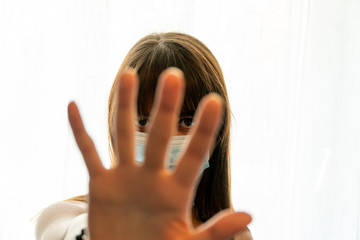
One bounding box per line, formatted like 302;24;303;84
35;201;88;240
36;201;88;225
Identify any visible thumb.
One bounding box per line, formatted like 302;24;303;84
190;210;252;240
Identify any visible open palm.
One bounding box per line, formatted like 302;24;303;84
67;68;251;240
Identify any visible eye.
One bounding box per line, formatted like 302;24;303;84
137;118;148;127
179;117;194;128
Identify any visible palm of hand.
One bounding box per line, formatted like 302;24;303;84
89;167;192;239
68;68;251;240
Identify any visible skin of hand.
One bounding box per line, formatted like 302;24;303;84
67;67;252;240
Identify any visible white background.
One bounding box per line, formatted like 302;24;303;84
0;0;359;239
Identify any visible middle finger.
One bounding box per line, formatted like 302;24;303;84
143;68;185;171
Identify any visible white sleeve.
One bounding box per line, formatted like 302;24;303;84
35;201;88;240
64;213;89;240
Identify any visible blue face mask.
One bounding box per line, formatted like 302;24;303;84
135;131;210;170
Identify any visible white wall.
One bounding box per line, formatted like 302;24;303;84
0;0;359;239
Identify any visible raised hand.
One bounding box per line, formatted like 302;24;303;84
67;67;251;240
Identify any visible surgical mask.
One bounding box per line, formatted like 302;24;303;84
135;131;210;170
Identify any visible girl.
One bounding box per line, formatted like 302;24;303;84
36;32;252;240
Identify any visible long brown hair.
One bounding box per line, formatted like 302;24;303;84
108;32;233;223
68;31;233;225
